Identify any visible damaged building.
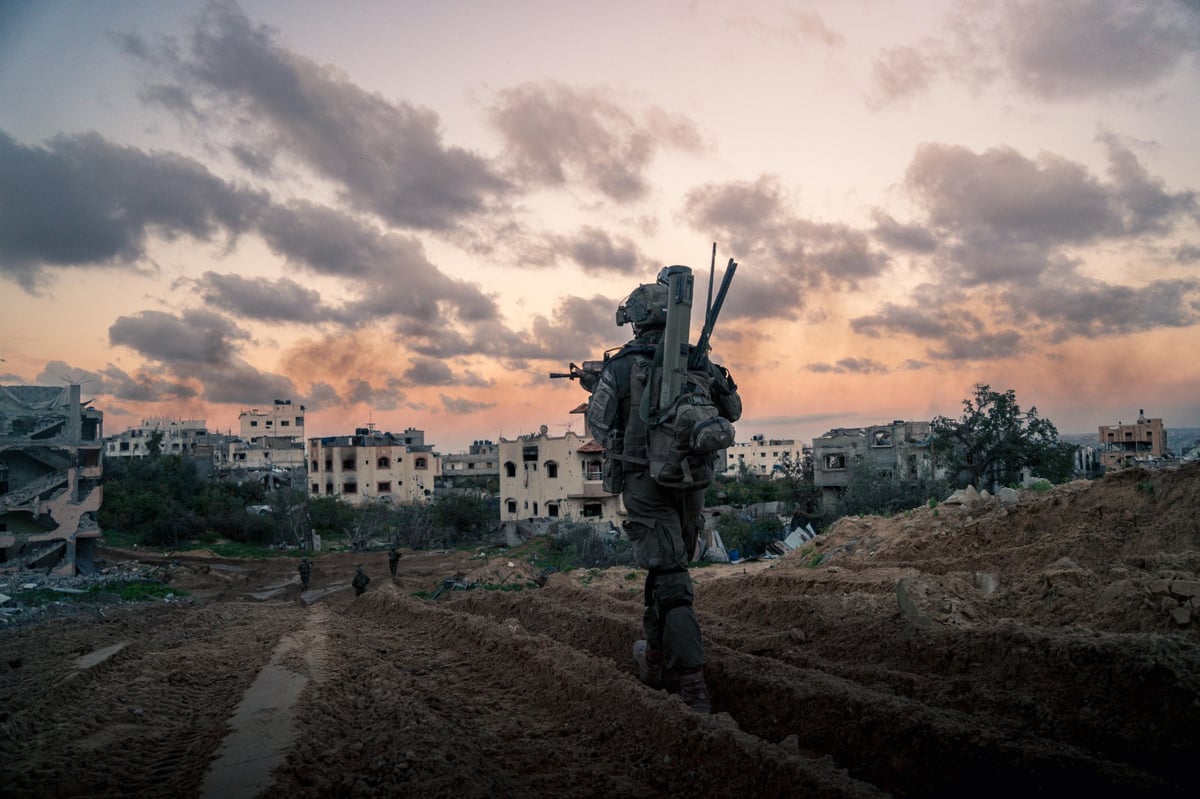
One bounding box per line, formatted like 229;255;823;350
0;384;104;574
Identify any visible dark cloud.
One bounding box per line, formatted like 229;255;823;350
898;141;1197;286
680;176;890;317
132;0;508;230
489;81;702;201
34;361;198;402
1098;132;1198;236
557;226;644;276
1003;277;1200;342
852;303;977;341
195;271;331;323
927;330;1022;361
529;294;619;361
1000;0;1200;100
870;1;1200;105
188;356;298;404
106;307;301;404
0;130;267;291
851;300;1022;362
403;358;456;387
109;308;250;365
871;211;939;254
256;201;500;327
440;394;495;414
805;358;890;374
1177;244;1200;263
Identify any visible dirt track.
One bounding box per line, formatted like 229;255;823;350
2;463;1199;797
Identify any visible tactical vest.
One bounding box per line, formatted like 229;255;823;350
621;346;735;491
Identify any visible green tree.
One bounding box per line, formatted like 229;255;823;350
836;457;948;517
931;384;1077;489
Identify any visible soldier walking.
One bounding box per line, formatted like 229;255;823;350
352;565;370;596
388;546;401;577
298;558;312;591
583;268;741;713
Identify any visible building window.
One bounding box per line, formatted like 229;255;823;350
342;458;356;470
505;461;517;477
343;482;357;494
582;502;602;517
378;456;391;468
415;457;428;469
266;421;273;428
311;460;318;471
825;454;846;470
281;420;290;427
585;460;602;481
506;499;517;514
325;483;333;494
523;445;538;462
311;483;319;494
872;430;893;447
378;482;391;493
324;459;333;471
250;420;258;427
296;417;304;426
119;441;129;452
548;504;559;517
545;461;558;478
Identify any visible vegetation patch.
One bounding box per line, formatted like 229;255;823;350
11;580;183;607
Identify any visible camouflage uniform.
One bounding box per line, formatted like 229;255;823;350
388;548;401;577
586;301;741;702
352;566;370;596
298;559;312;590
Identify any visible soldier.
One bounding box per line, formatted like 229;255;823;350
388;546;401;578
298;558;312;591
352;565;370;596
585;272;741;713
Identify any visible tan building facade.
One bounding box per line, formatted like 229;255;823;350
723;435;810;478
499;427;622;524
308;427;439;505
105;417;208;459
1099;410;1167;469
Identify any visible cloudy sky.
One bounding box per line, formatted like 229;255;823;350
2;0;1198;452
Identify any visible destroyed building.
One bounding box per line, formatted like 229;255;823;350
812;420;937;507
0;384;104;574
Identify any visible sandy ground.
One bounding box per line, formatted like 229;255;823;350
1;462;1198;798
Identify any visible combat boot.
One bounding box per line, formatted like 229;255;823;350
632;640;664;688
677;667;712;714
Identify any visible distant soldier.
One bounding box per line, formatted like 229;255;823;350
388;547;402;577
352;565;370;596
298;558;312;590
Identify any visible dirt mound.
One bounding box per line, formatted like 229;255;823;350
1;464;1197;797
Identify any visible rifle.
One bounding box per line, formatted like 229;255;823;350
690;254;737;370
548;360;604;382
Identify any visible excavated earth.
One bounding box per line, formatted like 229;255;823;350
2;462;1198;798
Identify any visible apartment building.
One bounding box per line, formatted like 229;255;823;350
441;440;500;479
104;417;208;459
225;399;307;476
812;420;936;507
723;434;810;478
1;384;103;574
1099;409;1167;469
499;426;622;524
308;426;439;505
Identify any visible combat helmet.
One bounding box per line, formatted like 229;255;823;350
616;279;668;330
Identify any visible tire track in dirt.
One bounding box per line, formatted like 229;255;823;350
0;602;307;798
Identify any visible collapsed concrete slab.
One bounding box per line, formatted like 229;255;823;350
0;384;104;575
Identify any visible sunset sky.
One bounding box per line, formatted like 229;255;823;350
2;0;1198;453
